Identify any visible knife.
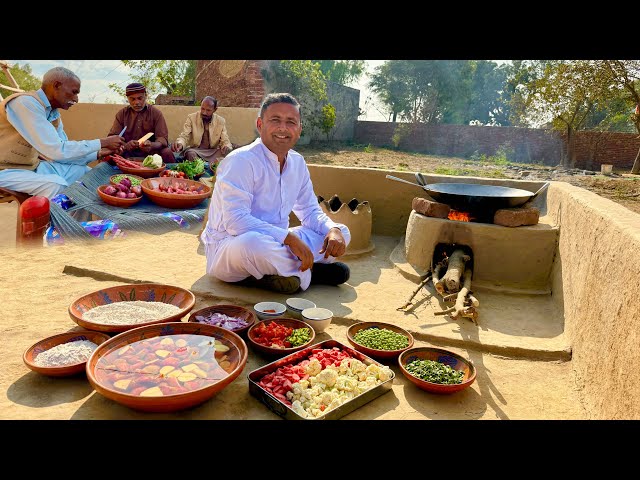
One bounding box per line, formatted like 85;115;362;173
118;126;127;137
138;132;154;144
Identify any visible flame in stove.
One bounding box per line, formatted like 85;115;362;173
448;209;473;222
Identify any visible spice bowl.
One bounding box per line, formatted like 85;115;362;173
301;307;333;333
347;321;414;361
188;304;257;337
253;301;286;321
246;318;316;357
285;297;316;320
398;346;476;394
23;330;111;377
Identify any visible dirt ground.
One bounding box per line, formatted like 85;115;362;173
2;143;634;425
298;143;640;216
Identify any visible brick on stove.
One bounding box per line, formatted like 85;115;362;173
412;197;450;219
493;206;540;227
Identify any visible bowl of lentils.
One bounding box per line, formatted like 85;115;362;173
346;321;414;361
398;346;476;394
188;304;257;337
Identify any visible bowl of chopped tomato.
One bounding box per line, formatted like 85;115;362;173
140;177;212;209
247;318;316;357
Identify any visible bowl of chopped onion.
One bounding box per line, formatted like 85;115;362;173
23;330;111;377
188;304;257;337
68;283;196;334
398;346;476;394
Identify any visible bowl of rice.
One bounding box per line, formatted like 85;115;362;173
68;283;196;334
188;304;257;337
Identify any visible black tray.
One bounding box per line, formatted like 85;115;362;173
247;339;394;420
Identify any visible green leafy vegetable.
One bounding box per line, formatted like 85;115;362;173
171;157;206;179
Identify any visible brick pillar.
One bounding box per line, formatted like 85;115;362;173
195;60;266;107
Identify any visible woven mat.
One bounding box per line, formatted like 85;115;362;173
50;162;210;238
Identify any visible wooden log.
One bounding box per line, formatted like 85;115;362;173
432;261;446;296
442;249;470;293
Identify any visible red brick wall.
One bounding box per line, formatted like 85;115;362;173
354;121;640;169
195;60;266;108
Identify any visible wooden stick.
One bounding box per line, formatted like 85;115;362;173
453;266;473;315
396;274;432;311
468;293;480;307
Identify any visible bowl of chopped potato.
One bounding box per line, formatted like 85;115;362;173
398;346;476;394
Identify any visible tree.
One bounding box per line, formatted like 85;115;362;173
108;60;196;102
0;62;40;99
313;60;365;86
264;60;336;139
368;60;510;126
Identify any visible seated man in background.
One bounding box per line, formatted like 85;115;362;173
171;95;233;165
201;92;351;294
0;66;125;198
107;83;174;164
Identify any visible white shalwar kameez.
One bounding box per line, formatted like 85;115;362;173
200;138;350;291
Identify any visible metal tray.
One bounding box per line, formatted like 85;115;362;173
248;339;395;420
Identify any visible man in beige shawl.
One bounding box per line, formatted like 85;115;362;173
171;96;233;164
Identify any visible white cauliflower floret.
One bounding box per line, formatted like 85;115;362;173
349;359;367;375
315;367;338;387
311;408;324;418
298;379;309;389
365;363;381;377
304;359;322;376
357;371;369;381
291;400;309;418
377;366;394;382
320;391;334;406
335;375;358;392
327;398;342;411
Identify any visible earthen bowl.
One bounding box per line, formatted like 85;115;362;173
97;184;143;208
347;321;414;361
188;304;257;337
247;317;316;357
398;346;476;394
23;330;111;377
109;173;144;187
68;283;196;334
141;177;211;209
116;159;166;178
86;322;248;413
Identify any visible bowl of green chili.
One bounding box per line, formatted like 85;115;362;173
398;346;476;394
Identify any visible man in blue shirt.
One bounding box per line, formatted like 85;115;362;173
0;66;124;198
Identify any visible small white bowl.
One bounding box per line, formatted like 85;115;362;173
286;297;316;319
301;307;333;333
254;301;286;321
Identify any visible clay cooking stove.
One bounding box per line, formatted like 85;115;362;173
402;184;558;323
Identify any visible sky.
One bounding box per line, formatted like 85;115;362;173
7;59;390;121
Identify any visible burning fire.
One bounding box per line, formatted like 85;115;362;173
448;210;473;222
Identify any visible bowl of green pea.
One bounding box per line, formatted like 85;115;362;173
346;321;414;361
398;346;476;394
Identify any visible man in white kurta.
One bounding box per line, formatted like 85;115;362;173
200;93;351;293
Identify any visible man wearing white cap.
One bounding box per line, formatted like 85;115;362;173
107;83;174;164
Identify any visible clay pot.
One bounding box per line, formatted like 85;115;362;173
318;194;373;255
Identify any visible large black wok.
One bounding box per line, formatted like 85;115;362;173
386;175;548;212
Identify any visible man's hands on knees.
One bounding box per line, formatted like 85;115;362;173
320;227;347;259
284;233;314;272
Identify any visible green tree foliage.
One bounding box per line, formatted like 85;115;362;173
108;60;196;102
368;60;510;126
0;62;41;99
313;60;365;86
524;60;629;167
266;60;336;139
